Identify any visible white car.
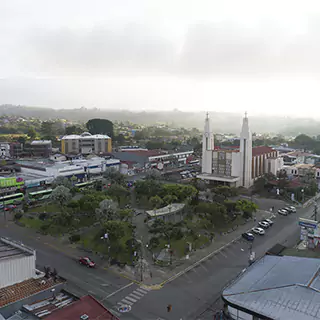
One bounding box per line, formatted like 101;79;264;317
252;227;265;235
278;209;288;216
258;221;270;229
263;218;274;226
289;206;296;213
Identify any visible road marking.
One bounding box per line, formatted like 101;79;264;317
125;296;137;303
103;282;134;300
129;293;141;300
101;283;110;287
132;290;144;297
199;263;209;272
121;298;133;305
140;286;151;291
88;290;96;294
219;251;227;258
137;288;148;294
191;267;200;275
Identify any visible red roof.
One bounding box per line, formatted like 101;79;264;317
252;146;275;157
46;295;119;320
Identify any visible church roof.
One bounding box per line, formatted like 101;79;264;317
252;146;275;157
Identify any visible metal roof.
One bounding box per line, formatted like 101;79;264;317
0;241;31;260
223;255;320;319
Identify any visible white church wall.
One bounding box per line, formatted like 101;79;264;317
231;152;241;177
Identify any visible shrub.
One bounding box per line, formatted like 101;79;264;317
39;212;48;220
69;234;81;243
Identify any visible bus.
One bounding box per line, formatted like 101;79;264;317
28;189;53;202
0;193;25;205
75;181;94;189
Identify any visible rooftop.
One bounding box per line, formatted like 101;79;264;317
61;133;111;140
223;255;320;320
0;238;33;261
30;141;52;146
0;277;65;308
146;203;185;217
45;295;118;320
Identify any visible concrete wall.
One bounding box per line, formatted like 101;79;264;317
0;255;35;289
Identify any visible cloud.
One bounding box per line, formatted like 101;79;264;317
19;18;320;77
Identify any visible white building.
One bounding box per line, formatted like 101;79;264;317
0;238;36;289
198;113;283;188
0;143;10;159
61;132;112;155
18;157;120;186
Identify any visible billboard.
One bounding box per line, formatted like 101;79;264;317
0;177;24;188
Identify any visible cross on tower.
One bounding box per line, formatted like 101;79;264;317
245;111;248;118
206;112;209;119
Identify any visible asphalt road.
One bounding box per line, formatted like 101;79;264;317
106;203;316;320
0;202;315;320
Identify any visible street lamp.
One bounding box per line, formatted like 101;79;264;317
301;189;304;203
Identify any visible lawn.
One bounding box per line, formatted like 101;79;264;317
28;204;60;214
20;216;44;229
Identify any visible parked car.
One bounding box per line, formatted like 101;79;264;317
252;227;265;235
278;209;288;216
284;207;293;214
258;221;270;229
79;257;96;268
4;204;17;211
242;232;255;241
263;218;274;226
289;206;296;213
0;204;4;210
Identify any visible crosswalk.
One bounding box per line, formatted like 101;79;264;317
109;286;151;317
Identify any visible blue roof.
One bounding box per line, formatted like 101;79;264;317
223;255;320;319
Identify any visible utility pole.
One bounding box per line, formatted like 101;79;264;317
140;245;143;282
314;202;318;222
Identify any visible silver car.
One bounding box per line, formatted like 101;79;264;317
252;227;265;235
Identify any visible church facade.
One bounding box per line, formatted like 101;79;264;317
198;113;283;188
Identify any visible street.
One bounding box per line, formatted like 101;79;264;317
0;202;315;319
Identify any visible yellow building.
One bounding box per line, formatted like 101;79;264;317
61;132;112;155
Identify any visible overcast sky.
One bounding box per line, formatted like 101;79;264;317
1;0;320;116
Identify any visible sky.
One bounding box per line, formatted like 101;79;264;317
1;0;320;116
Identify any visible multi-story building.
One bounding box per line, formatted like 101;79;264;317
61;132;112;155
9;143;23;158
0;143;11;159
23;140;52;158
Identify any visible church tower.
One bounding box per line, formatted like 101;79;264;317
201;112;214;174
239;112;253;188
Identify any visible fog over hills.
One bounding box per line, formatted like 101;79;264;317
1;104;319;136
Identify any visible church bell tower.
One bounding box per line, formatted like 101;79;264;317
239;112;253;188
201;112;214;174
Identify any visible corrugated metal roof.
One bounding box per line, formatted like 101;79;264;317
223;255;320;319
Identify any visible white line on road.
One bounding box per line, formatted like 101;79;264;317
137;288;148;294
132;290;144;297
121;298;133;305
103;282;134;300
125;296;137;303
129;293;141;300
110;308;121;317
199;263;209;272
219;251;227;258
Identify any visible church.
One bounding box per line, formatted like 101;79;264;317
197;113;283;188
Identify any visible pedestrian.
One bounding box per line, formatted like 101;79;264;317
150;271;152;278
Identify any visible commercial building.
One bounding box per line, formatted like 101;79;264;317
0;143;11;159
61;132;112;155
9;143;23;158
222;255;320;319
23;141;52;158
16;157;120;187
0;237;65;319
198;113;283;188
114;149;194;173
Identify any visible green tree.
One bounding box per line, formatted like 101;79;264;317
163;194;178;206
150;195;163;209
86;118;114;139
213;186;232;199
78;192;108;214
65;125;83;135
105;183;130;204
40;121;55;140
27;127;37;140
235;199;258;219
103;168;126;186
51;186;72;208
134;179;162;199
52;176;72;189
96;199;118;221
